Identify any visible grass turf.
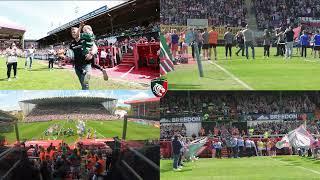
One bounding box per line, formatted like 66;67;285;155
166;47;320;90
1;120;159;144
161;156;320;180
0;57;145;90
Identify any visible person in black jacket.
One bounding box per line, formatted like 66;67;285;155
172;134;183;171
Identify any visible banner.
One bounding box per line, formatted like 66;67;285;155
187;19;208;29
299;17;320;27
160;116;202;124
160;33;174;75
276;125;315;149
244;113;312;121
185;137;207;160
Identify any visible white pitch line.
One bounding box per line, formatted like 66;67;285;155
86;124;106;138
120;66;135;78
273;157;320;175
208;61;253;90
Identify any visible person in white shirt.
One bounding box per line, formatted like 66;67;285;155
5;43;19;81
25;45;35;69
47;45;56;70
100;49;107;69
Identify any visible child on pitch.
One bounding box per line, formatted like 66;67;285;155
77;22;108;81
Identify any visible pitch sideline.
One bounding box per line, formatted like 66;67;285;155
272;157;320;175
208;61;254;90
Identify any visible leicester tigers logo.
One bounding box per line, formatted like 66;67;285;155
151;79;168;97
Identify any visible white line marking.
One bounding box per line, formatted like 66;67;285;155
120;66;135;78
273;157;320;175
86;124;106;138
208;61;253;90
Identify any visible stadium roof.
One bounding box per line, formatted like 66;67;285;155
37;0;159;45
20;96;117;105
124;97;160;105
0;19;26;37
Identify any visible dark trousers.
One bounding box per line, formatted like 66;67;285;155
100;58;106;68
198;43;202;55
225;44;232;57
279;44;285;56
91;61;103;71
246;147;252;157
48;58;54;69
238;146;244;157
178;153;183;166
236;44;244;56
7;62;17;78
232;146;238;158
191;44;195;58
215;148;221;158
301;45;307;57
75;64;91;90
264;45;270;57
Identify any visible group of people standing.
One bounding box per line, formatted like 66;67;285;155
166;25;320;62
3;22;109;90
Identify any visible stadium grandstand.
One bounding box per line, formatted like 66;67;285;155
0;94;160;179
0;110;18;146
38;0;159;47
160;0;320;90
0;20;25;50
125;97;160;120
160;91;320;158
0;0;160;89
160;91;320;178
19;96;117;122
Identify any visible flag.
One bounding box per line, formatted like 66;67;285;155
160;33;174;75
276;124;315;149
185;137;207;160
293;26;302;41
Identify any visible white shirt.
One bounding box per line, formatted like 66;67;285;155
6;48;18;63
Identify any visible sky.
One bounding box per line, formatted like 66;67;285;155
0;1;125;39
0;90;154;111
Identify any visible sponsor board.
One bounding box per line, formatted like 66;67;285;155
187;19;208;29
160;116;202;124
244;113;312;121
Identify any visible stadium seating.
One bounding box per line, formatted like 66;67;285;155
160;0;247;27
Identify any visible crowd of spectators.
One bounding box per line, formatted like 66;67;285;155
25;104;117;122
160;124;186;139
160;0;247;27
1;139;159;180
249;120;320;135
252;0;320;29
100;22;160;38
161;92;318;119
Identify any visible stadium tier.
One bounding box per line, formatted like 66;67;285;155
19;96;118;122
0;20;25;49
37;0;159;48
161;0;320;29
125;97;160;120
160;91;320;139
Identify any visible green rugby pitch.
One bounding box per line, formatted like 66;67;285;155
1;120;160;144
161;156;320;180
166;47;320;90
